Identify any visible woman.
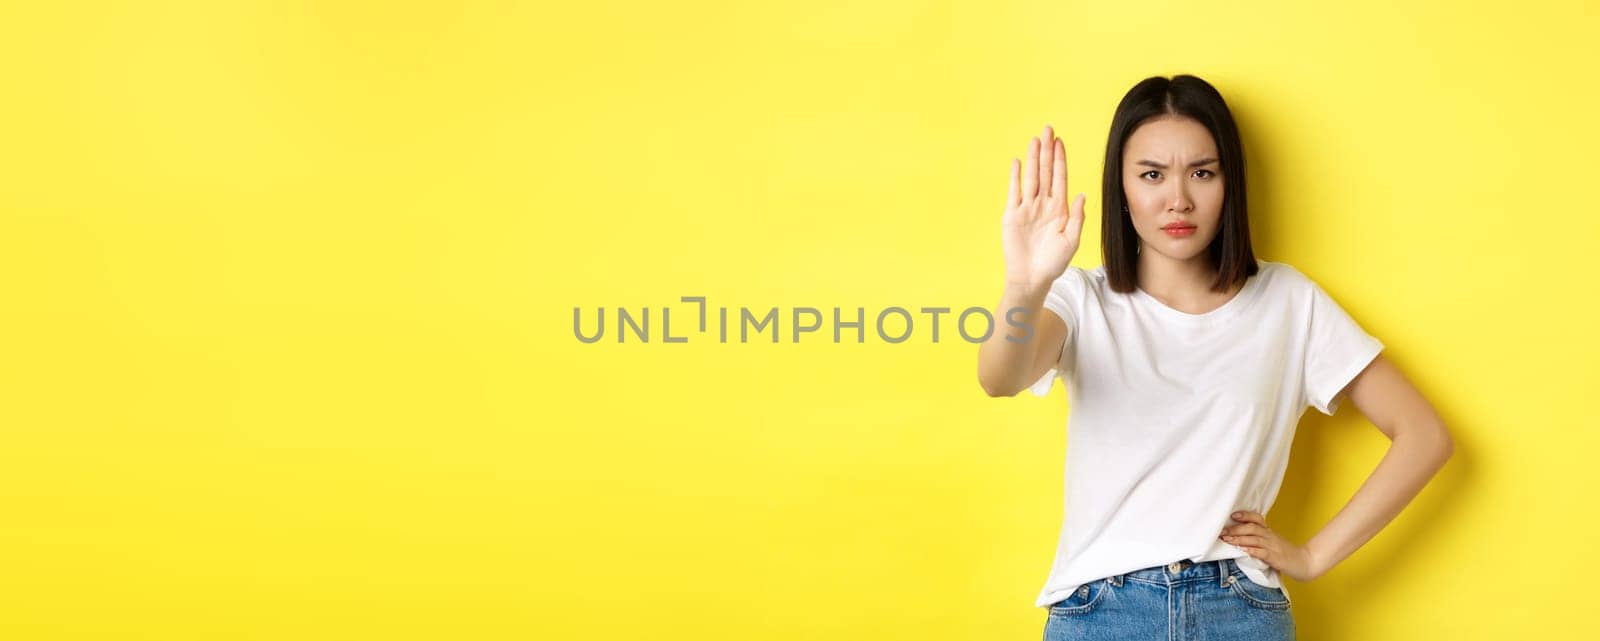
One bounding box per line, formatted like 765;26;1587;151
976;75;1454;640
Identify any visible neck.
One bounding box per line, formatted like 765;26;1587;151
1136;243;1221;302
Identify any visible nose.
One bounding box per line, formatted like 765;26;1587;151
1168;181;1193;213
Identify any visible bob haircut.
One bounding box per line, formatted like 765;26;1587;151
1101;74;1258;294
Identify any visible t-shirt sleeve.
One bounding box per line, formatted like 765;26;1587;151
1027;267;1083;397
1302;280;1384;416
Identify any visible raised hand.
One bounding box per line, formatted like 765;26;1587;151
1001;124;1087;288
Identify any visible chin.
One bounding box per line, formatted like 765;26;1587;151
1143;234;1216;262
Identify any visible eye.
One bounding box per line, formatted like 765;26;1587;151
1193;169;1216;179
1140;170;1161;180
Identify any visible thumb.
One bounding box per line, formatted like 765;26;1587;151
1061;193;1086;237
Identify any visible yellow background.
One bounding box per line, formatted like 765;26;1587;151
1;1;1595;639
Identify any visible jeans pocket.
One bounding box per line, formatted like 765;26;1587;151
1225;571;1291;611
1047;578;1111;617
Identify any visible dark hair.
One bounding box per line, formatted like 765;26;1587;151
1100;74;1257;294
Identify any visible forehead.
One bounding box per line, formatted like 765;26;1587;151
1124;116;1217;157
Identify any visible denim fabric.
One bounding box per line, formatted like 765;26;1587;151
1043;557;1294;641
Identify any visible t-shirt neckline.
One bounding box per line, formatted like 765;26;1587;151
1131;264;1267;324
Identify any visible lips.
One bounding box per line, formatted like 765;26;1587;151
1161;223;1196;230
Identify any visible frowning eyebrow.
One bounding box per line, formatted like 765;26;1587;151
1135;157;1219;169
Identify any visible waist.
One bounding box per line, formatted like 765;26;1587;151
1113;557;1239;586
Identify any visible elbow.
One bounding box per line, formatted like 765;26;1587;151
1416;419;1455;466
979;378;1008;398
977;371;1016;398
986;385;1017;398
1436;421;1456;461
1392;418;1455;466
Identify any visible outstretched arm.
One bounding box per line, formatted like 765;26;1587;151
978;283;1068;397
977;123;1087;397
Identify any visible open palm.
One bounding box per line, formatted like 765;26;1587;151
1001;124;1087;287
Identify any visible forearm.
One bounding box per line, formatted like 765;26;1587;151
1304;424;1454;579
976;280;1050;396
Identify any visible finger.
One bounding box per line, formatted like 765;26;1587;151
1007;158;1020;208
1023;137;1039;199
1061;193;1086;235
1222;534;1269;548
1228;523;1272;538
1231;511;1266;525
1052;137;1067;200
1038;126;1054;197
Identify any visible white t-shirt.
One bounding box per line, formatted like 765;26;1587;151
1025;260;1383;608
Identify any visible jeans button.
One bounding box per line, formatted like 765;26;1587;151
1167;562;1181;573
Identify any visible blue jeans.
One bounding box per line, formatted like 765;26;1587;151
1043;557;1295;641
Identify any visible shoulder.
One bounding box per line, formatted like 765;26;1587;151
1064;264;1109;290
1041;265;1108;321
1046;264;1107;293
1253;260;1318;297
1255;259;1300;283
1252;261;1358;319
